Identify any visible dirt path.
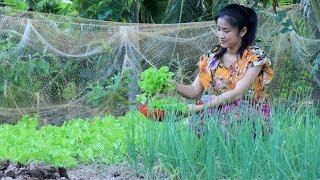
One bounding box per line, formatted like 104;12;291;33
67;164;145;180
1;160;170;179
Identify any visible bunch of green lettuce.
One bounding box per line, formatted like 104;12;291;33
138;66;175;97
148;96;188;113
136;66;187;113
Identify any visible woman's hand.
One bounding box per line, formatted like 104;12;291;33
187;104;204;113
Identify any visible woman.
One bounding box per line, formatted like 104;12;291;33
174;4;274;136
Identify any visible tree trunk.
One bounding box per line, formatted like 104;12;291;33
132;0;140;23
27;0;35;11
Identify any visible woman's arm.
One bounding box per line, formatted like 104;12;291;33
175;75;204;99
189;65;263;112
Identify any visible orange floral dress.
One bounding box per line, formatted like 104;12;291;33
198;45;274;102
191;45;274;137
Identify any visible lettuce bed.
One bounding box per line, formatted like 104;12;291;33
0;113;145;167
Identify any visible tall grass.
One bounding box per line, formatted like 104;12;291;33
125;101;320;179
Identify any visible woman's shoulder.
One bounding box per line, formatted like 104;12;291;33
199;45;221;63
246;45;272;66
246;45;274;85
198;45;221;71
248;45;267;58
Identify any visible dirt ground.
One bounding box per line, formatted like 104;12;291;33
67;163;171;180
1;160;172;180
0;160;145;180
67;163;145;180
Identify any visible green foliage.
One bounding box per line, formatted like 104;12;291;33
4;0;28;10
278;0;300;6
85;81;107;107
138;66;175;97
126;101;320;179
1;98;318;178
252;0;297;7
258;8;319;101
61;82;77;101
312;54;320;75
310;0;320;29
2;0;318;107
0;114;132;167
292;18;314;37
0;37;55;107
148;96;188;113
0;34;119;108
270;10;294;35
269;52;315;100
70;0;134;22
136;66;187;113
33;0;73;14
202;0;229;21
162;0;206;23
141;0;168;23
85;69;131;116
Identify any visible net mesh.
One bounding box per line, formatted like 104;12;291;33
0;4;319;123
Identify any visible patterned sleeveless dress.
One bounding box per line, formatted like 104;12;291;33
191;45;274;137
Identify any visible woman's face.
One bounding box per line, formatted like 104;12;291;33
217;17;246;49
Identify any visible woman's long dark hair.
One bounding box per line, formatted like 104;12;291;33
214;4;257;59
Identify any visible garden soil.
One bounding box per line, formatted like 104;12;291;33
67;163;145;180
1;160;170;179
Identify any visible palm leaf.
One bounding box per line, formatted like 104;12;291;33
209;0;229;20
162;0;206;23
141;0;169;23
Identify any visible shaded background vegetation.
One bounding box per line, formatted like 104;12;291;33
0;0;319;112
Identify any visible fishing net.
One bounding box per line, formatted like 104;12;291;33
0;4;319;123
